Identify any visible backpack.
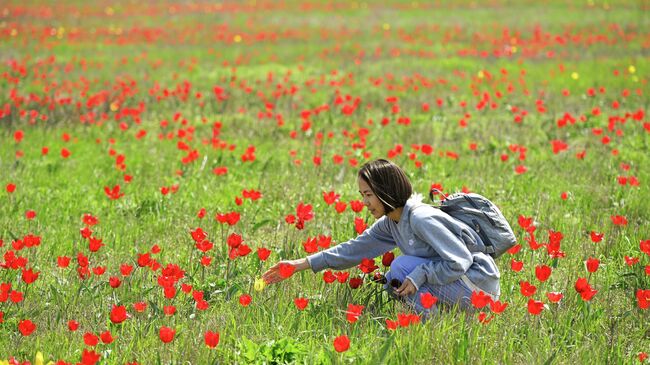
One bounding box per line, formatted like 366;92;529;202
429;189;517;258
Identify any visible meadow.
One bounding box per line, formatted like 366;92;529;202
1;0;649;364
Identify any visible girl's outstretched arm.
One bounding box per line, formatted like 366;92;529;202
262;216;396;284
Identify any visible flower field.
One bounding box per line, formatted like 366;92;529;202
1;0;649;364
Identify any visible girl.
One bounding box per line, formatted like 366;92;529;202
262;159;500;314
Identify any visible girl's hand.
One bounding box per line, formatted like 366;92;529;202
394;278;417;297
262;258;310;284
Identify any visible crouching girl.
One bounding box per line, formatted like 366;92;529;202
262;159;500;314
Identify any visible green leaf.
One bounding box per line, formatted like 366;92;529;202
252;219;273;232
369;334;395;365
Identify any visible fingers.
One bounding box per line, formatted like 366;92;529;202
395;279;416;297
395;281;404;291
262;273;280;284
261;261;286;285
261;268;274;284
261;269;280;284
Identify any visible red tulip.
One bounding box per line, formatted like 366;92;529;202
323;270;336;283
636;289;650;310
84;332;99;346
109;276;122;288
317;235;332;249
575;278;598;301
610;215;627;226
104;185;124;200
398;313;411;327
585;257;600;273
334;201;347;213
514;165;528;174
345;304;364;324
303;237;318;253
100;330;114;344
478;311;493;324
590;231;604;243
239;294;252;307
350;200;364;212
322;191;340;205
294;297;309;310
349;277;363;289
278;263;295;278
163;305;176;316
13;130;23;142
639;352;648;363
507;244;522;255
510;259;524;272
519;281;537;297
382;251;395;267
68;320;79;331
110;305;128;324
197;208;206;219
18;319;36;336
534;265;552;282
133;302;147;312
21;268;40;284
546;292;564;303
10;291;24;303
83;214;99;226
159;326;175;343
420;292;438;309
333;335;350;353
57;256;71;268
80;227;92;239
385;319;398;330
196;300;209;311
640;240;650;256
354;217;367;234
257;247;271;261
527;299;544;315
489;300;508;314
625;256;639;266
205;330;220;348
335;271;349;283
120;264;134;276
81;349;101;365
471;291;492;309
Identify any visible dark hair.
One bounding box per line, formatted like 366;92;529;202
358;159;412;214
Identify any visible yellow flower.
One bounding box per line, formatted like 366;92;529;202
35;352;44;365
254;278;266;292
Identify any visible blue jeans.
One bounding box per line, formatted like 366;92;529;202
384;255;474;315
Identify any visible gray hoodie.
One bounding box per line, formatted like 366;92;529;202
307;197;501;296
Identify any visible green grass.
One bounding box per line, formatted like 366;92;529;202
1;0;649;364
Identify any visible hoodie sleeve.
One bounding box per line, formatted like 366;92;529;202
306;217;397;272
405;209;473;288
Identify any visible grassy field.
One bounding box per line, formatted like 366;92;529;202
1;0;649;364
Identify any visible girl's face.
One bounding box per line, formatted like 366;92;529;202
358;177;386;219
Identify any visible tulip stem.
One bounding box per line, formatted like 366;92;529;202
225;258;231;299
